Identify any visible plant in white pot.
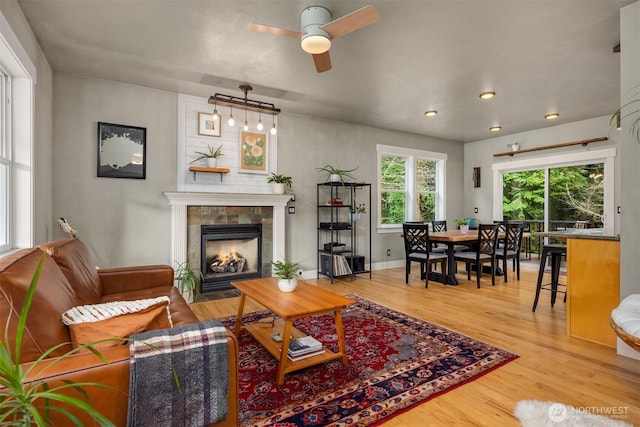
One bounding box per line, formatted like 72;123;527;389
316;165;358;183
266;173;293;194
349;203;367;221
189;144;223;168
456;218;470;233
175;261;201;303
272;259;302;292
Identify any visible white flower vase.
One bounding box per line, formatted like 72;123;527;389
206;158;218;168
348;212;361;222
460;224;470;234
277;278;298;292
272;183;285;194
330;173;341;183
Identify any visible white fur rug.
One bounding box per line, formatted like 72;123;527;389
514;400;633;427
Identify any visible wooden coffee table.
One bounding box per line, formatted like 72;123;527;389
233;277;354;385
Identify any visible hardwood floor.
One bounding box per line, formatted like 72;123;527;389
191;266;640;426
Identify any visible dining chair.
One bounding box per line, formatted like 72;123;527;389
495;222;524;282
402;223;448;288
453;223;500;288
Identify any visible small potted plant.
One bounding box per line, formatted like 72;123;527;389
190;144;223;168
175;261;202;303
266;172;293;194
272;259;302;292
349;203;367;221
456;218;470;234
316;165;358;183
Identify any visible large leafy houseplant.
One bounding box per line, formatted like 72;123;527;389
0;254;114;426
175;261;201;303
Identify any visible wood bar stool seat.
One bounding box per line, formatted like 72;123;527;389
532;243;567;312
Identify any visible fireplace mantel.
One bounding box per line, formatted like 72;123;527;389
163;191;292;271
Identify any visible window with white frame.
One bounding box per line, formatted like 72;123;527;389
0;69;8;250
377;144;446;230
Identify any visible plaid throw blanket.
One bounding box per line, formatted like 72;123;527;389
127;320;229;426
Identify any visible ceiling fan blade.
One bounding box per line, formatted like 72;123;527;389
247;23;302;39
321;5;380;39
313;52;332;73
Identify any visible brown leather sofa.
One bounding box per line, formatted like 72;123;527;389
0;238;238;426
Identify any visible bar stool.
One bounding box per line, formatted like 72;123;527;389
532;243;567;312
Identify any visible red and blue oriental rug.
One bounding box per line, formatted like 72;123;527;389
221;295;518;426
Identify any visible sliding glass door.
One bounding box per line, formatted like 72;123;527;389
503;163;604;228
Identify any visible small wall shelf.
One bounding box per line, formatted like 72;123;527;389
493;137;608;157
188;166;230;182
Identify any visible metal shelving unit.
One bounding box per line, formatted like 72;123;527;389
317;182;371;283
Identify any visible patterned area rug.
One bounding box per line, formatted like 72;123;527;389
221;295;518;426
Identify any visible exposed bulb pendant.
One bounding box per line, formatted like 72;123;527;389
212;103;219;121
257;111;264;131
228;106;235;126
243;109;249;131
271;114;277;135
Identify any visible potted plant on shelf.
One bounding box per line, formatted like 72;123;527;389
316;165;359;183
175;261;201;303
1;255;114;426
189;144;224;168
266;172;293;194
272;259;302;292
456;218;470;233
349;203;367;221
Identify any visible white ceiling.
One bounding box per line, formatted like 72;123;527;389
17;0;629;143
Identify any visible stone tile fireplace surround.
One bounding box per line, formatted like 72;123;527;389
163;192;292;290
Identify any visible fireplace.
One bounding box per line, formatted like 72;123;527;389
200;224;262;292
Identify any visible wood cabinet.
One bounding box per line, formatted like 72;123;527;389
567;238;620;347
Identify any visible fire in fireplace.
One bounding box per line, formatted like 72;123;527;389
200;224;262;292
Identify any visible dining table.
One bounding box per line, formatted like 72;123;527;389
428;230;480;285
426;229;531;286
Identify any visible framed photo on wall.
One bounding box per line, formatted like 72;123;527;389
198;112;221;137
239;131;267;174
97;122;146;179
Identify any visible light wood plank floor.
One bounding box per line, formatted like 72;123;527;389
191;266;640;426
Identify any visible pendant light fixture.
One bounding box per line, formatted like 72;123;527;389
257;111;264;131
227;105;235;126
212;103;219;121
243;109;249;131
271;113;277;135
209;84;281;132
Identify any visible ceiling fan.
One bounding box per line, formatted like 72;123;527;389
248;5;380;73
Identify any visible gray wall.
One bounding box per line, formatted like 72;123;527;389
51;74;464;269
277;113;464;272
1;0;53;245
52;73;178;267
620;3;639;310
462;116;621;229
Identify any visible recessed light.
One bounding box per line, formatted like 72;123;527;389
545;113;559;120
424;110;438;117
490;126;502;132
479;91;496;100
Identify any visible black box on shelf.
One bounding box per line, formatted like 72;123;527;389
324;242;346;252
345;255;365;272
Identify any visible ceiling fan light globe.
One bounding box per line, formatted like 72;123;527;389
301;34;331;54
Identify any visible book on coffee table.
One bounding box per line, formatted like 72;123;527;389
288;336;323;356
287;348;325;362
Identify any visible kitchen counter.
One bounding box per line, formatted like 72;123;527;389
537;229;619;241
